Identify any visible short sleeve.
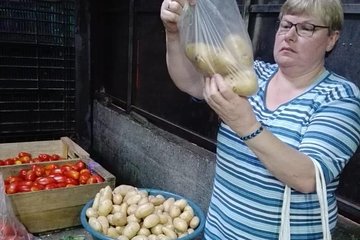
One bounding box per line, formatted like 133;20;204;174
299;91;360;184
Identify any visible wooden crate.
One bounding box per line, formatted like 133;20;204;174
0;136;90;160
1;158;116;233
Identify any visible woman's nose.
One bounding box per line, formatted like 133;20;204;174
284;26;298;41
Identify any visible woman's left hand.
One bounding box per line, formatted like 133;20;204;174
203;74;259;136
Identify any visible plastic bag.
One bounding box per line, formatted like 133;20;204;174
0;173;37;240
178;0;258;96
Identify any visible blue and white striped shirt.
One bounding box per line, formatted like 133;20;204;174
204;60;360;240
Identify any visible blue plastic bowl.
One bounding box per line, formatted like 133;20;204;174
81;188;206;240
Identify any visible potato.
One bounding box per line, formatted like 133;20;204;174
169;205;181;218
126;193;142;205
138;227;151;236
117;236;129;240
149;195;165;206
100;185;113;202
107;227;120;238
113;193;123;205
87;185;203;239
224;34;253;67
179;210;194;223
185;42;218;75
92;193;101;210
88;217;102;232
223;69;258;96
162;226;177;239
122;222;140;239
189;216;200;229
131;236;148;240
98;199;113;216
135;202;155;219
112;204;123;214
113;184;136;196
112;212;127;226
143;214;160;228
173;217;188;233
185;42;240;76
86;207;98;218
212;50;238;75
97;216;109;234
163;198;175;212
173;199;188;211
151;224;164;235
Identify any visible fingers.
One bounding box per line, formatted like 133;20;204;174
204;74;235;103
160;0;185;33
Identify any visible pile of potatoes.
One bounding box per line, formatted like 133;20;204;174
185;34;258;96
85;185;201;240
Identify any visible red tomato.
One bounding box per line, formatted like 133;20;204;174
17;180;34;186
6;182;18;194
51;168;63;175
44;163;58;170
79;168;91;175
15;160;23;165
31;183;45;191
93;174;104;183
5;176;23;184
38;153;50;162
79;173;90;184
52;175;67;183
19;155;31;164
31;157;41;163
18;169;28;179
44;164;58;175
4;158;15;165
50;154;61;161
33;166;45;177
18;152;31;158
44;183;59;190
86;176;98;184
66;184;77;188
0;160;5;166
35;176;56;185
17;184;32;193
57;182;67;188
64;169;80;180
60;164;72;173
72;160;86;171
25;170;37;181
65;177;79;185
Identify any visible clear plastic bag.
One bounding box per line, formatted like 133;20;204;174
179;0;258;96
0;173;37;240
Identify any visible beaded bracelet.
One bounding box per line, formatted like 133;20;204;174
239;125;264;141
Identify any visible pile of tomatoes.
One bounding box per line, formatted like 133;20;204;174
0;151;64;166
4;160;104;194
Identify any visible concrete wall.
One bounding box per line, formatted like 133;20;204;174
91;100;216;214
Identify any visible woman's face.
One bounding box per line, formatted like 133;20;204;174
273;14;339;72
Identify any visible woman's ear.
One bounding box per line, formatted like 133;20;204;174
326;31;340;52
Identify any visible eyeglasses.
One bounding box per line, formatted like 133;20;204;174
277;20;329;37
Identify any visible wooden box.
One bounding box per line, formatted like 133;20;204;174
1;158;116;233
0;136;90;160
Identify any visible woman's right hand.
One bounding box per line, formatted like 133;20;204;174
160;0;194;34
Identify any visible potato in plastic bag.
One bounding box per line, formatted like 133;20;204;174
178;0;258;96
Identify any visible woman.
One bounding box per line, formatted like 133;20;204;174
161;0;360;239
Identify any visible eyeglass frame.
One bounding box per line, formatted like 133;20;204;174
276;19;330;37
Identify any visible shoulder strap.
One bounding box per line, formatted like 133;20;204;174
279;160;331;240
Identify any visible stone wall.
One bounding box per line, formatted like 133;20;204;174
91;100;216;214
